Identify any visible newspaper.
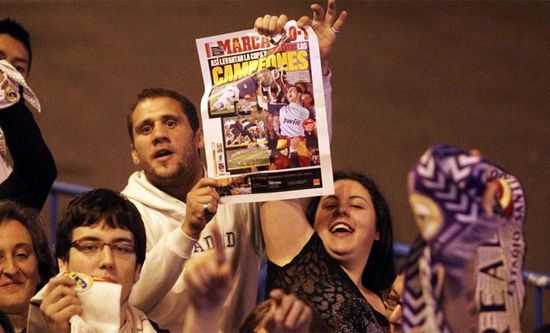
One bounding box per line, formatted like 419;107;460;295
196;21;334;203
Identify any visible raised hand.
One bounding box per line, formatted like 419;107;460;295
182;177;220;239
254;0;347;76
297;0;347;75
184;225;231;311
254;14;288;37
182;225;232;333
39;275;82;333
263;289;313;333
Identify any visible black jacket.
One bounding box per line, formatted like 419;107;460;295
0;98;57;211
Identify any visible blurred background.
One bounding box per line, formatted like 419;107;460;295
3;1;548;329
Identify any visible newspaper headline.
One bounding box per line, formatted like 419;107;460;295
196;21;333;203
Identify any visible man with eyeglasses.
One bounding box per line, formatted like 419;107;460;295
26;189;160;333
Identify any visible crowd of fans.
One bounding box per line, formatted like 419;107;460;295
0;1;533;332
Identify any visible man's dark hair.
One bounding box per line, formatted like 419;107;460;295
56;189;146;267
0;18;32;71
127;88;199;143
306;171;396;292
289;85;303;94
0;200;55;291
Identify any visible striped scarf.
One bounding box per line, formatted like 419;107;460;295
402;145;526;332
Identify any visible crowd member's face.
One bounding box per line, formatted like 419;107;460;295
302;93;313;107
0;34;30;79
130;96;204;187
388;273;404;333
59;220;140;305
304;122;315;132
0;219;40;314
286;87;301;104
314;179;379;269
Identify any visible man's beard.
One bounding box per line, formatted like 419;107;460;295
144;161;191;188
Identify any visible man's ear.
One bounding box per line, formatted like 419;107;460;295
134;264;142;283
58;258;68;273
194;128;204;150
131;144;140;166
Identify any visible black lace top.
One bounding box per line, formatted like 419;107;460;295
266;233;389;333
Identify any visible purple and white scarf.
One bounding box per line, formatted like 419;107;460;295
402;144;526;332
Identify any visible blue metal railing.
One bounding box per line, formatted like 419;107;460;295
48;180;548;327
392;230;549;328
47;181;92;243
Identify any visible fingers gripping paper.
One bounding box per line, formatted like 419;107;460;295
66;272;121;333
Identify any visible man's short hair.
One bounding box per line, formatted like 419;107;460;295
56;189;146;267
127;88;200;143
0;200;55;291
0;18;32;71
289;85;303;94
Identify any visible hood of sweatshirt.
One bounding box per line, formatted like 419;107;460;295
122;171;186;222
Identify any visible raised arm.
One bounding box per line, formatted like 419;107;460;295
260;199;313;266
0;71;57;211
254;0;347;139
128;177;219;312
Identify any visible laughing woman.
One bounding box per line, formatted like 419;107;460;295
260;171;395;332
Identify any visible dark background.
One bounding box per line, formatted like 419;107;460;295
3;1;548;329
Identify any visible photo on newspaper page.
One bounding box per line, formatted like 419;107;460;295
196;21;333;204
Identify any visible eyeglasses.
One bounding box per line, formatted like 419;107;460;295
385;289;403;312
70;239;135;256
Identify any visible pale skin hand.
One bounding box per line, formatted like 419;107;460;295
182;225;232;333
254;0;348;75
39;275;83;333
182;177;220;239
263;289;313;333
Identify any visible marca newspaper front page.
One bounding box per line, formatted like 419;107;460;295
196;21;333;203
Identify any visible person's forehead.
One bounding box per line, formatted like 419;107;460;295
71;223;134;241
0;218;33;245
334;179;371;197
0;33;29;62
132;96;186;123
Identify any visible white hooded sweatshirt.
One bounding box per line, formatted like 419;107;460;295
123;171;263;333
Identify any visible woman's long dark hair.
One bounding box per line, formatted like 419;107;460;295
306;171;396;292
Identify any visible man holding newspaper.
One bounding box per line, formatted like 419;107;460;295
124;0;346;332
